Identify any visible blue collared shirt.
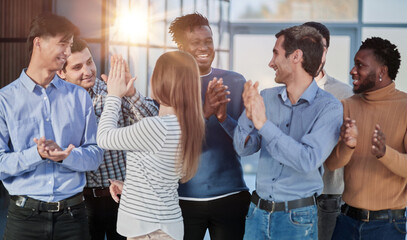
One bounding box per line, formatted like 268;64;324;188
0;70;103;202
234;80;342;202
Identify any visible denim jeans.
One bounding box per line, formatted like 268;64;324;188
4;200;90;240
317;194;342;240
332;213;406;240
243;202;318;240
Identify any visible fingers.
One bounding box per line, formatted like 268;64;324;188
371;124;386;158
108;179;122;203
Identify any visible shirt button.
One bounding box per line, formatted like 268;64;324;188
48;181;52;184
48;161;51;163
272;178;276;181
44;97;47;100
46;118;50;121
286;123;289;127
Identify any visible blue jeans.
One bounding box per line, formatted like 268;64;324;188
332;213;406;240
243;202;318;240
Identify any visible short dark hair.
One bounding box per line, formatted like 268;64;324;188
62;38;89;71
359;37;401;80
302;21;330;48
276;25;324;77
27;12;79;57
169;12;212;47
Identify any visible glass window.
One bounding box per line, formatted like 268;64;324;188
55;0;102;38
88;43;102;77
129;47;148;96
183;0;196;14
149;21;166;46
213;51;229;70
230;0;358;23
325;35;352;85
167;0;181;21
362;28;407;92
233;34;277;90
363;0;407;24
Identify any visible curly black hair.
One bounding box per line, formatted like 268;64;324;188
168;12;211;47
359;37;401;80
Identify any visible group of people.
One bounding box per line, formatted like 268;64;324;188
0;10;405;240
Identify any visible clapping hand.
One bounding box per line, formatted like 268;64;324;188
340;118;358;148
34;136;75;162
372;124;386;158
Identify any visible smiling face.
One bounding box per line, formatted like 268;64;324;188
350;49;382;94
181;25;215;75
268;36;293;84
58;47;96;90
38;34;73;72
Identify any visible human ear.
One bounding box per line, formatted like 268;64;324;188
57;69;66;80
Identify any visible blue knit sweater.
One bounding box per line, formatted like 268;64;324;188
178;68;249;198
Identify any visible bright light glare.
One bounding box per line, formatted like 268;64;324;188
115;9;148;43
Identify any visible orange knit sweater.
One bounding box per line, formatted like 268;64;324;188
326;82;407;210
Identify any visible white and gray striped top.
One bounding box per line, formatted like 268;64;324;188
97;96;183;223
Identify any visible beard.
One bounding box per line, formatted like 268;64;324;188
353;70;377;94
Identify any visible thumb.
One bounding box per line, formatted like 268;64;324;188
65;144;75;154
101;74;108;83
127;77;136;91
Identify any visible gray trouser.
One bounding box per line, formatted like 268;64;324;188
317;194;342;240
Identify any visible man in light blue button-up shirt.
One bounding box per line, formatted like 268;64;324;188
234;25;343;240
0;13;103;240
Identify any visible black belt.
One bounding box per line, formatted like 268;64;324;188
342;204;406;222
83;187;110;198
251;191;316;212
10;193;84;212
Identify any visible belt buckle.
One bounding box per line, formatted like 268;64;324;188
48;202;61;212
15;197;27;207
361;210;370;222
92;188;103;198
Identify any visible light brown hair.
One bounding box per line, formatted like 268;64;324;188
151;51;204;183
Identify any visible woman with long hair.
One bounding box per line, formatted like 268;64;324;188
97;51;205;240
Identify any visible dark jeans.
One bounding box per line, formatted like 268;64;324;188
4;199;90;240
332;212;406;240
84;195;125;240
317;194;342;240
179;191;251;240
0;182;9;239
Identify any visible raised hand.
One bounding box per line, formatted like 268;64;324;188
242;80;259;120
249;88;266;130
34;136;75;162
371;124;386;158
109;179;124;203
203;78;230;120
340;118;358;148
106;55;135;98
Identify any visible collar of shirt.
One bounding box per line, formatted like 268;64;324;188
278;80;319;106
316;69;328;90
20;69;63;92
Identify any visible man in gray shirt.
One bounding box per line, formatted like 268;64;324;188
303;22;353;240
